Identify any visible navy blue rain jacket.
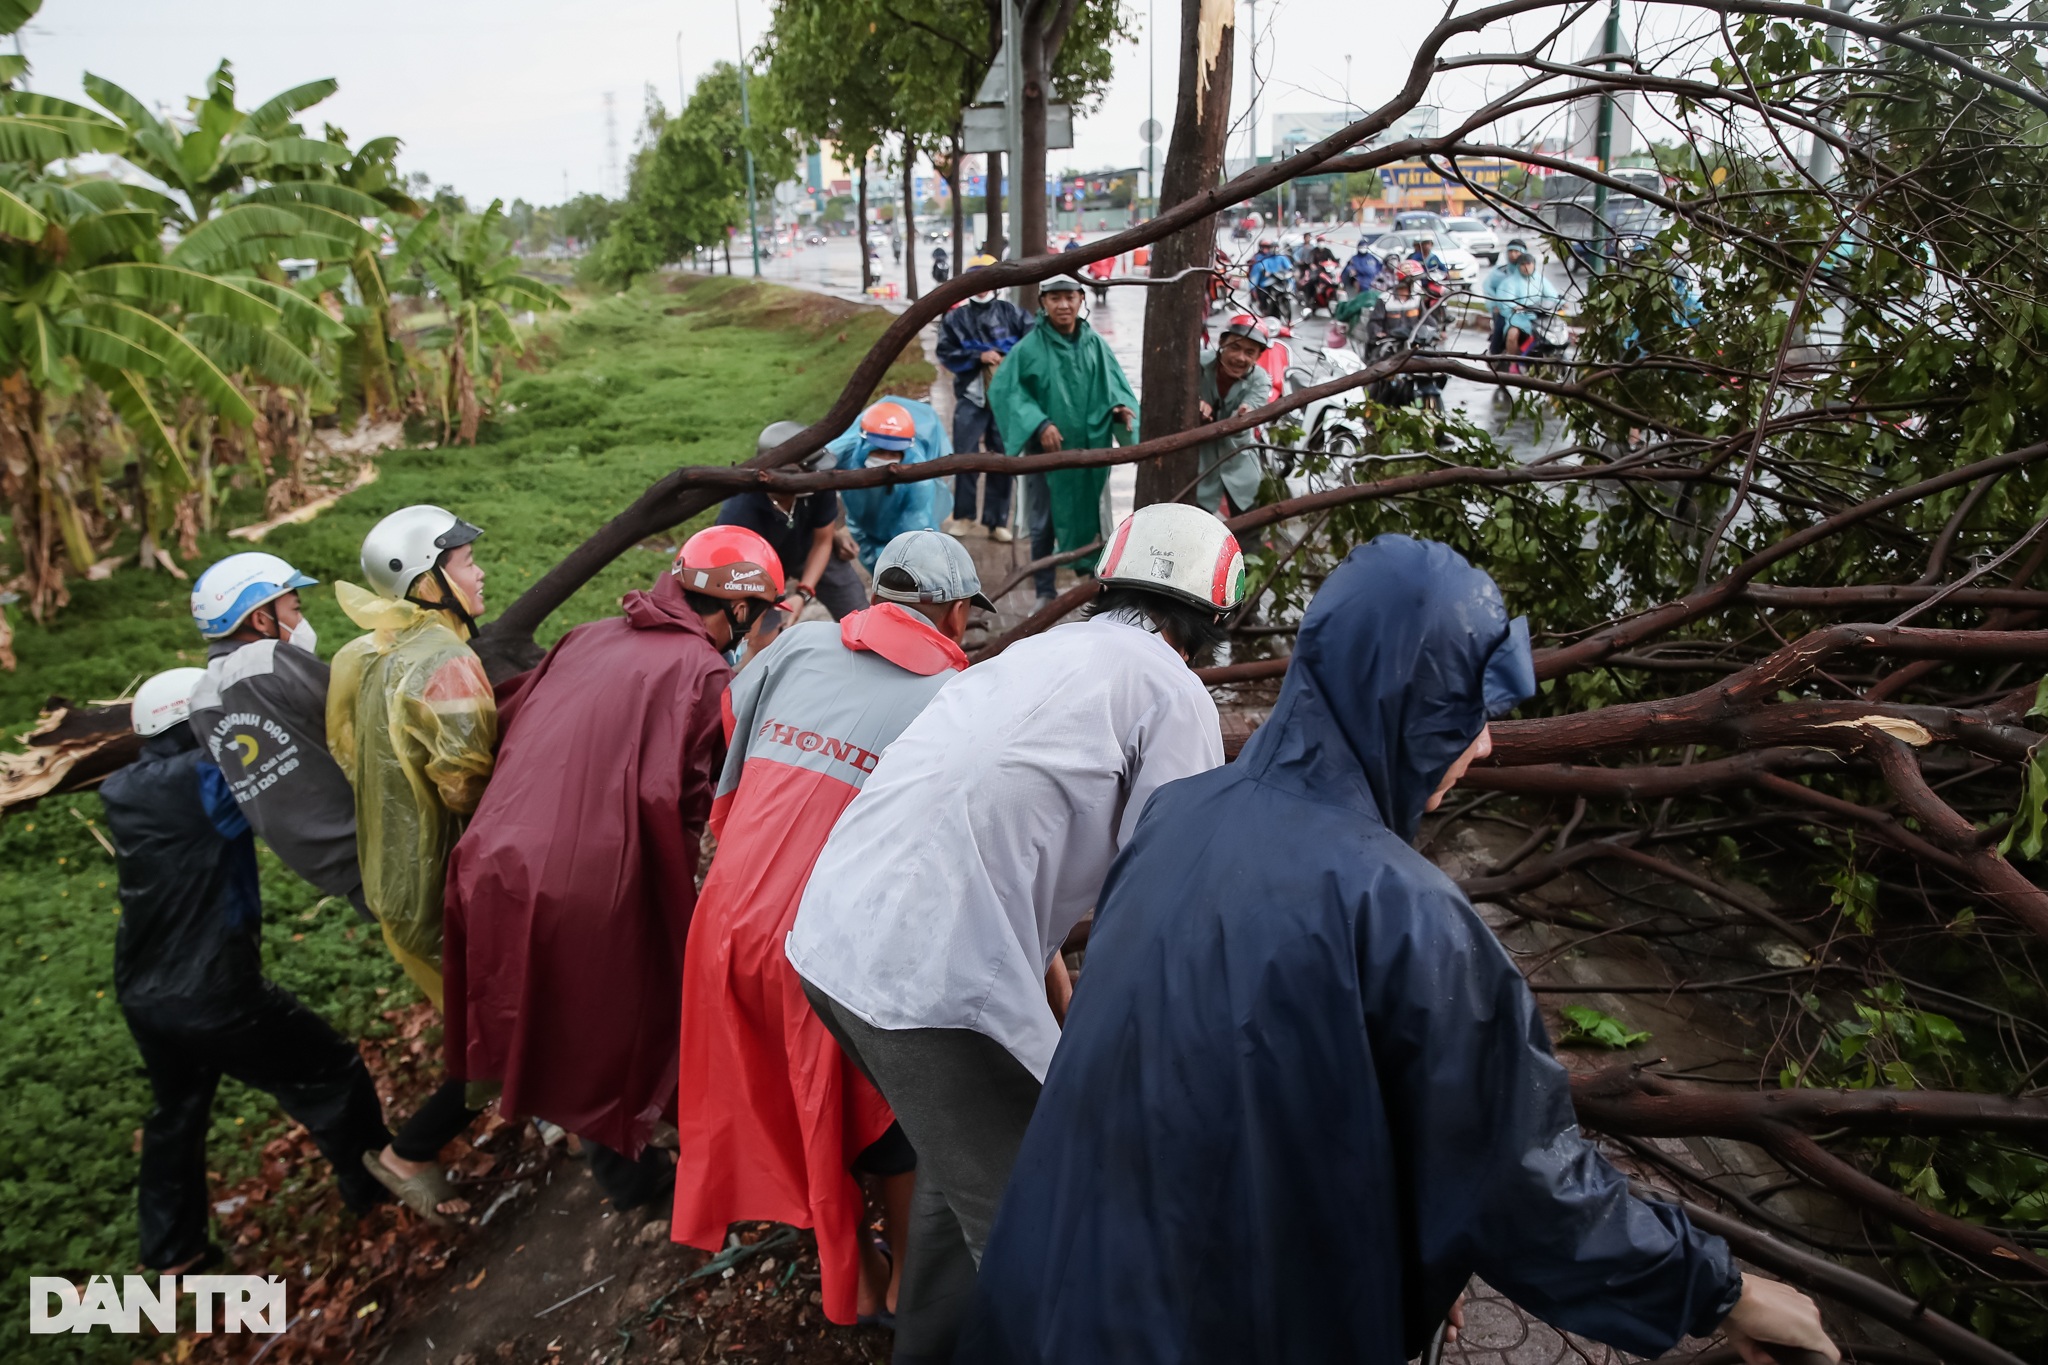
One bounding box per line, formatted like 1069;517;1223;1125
936;296;1033;401
102;729;264;1023
957;535;1742;1365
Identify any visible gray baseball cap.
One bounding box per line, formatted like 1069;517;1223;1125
1038;274;1087;295
873;530;997;612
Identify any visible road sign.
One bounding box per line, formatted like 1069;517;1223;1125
1139;118;1163;143
963;103;1074;153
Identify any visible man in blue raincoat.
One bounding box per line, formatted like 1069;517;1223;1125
957;535;1839;1365
824;398;953;570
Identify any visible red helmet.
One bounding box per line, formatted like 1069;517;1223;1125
860;401;917;452
1395;259;1424;280
673;525;785;599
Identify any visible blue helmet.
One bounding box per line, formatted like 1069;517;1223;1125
191;552;318;639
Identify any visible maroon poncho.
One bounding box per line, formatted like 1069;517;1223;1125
443;573;730;1155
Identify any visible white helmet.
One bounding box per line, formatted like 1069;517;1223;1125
132;667;206;737
360;505;482;600
191;552;317;639
1097;503;1246;613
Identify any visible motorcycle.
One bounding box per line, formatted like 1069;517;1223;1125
1363;298;1450;413
1253;273;1296;325
1301;260;1343;316
1508;300;1570;373
1267;336;1370;478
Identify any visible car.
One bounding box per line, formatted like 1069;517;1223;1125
805;233;828;246
1371;230;1481;285
1392;210;1453;238
1444;216;1501;264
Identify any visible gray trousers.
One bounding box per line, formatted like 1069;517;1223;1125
800;978;1041;1365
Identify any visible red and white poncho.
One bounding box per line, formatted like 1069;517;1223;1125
671;604;966;1324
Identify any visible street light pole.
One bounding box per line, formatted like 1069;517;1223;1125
1590;0;1621;274
1146;0;1155;218
735;0;761;277
675;31;686;115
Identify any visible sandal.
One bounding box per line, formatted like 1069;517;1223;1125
360;1150;460;1228
857;1236;896;1329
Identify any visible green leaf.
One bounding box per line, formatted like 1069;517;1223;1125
0;53;26;87
1557;1005;1651;1050
0;178;47;241
66;322;162;372
63;209;162;266
237;180;385;220
75;263;280;325
182;314;331;395
385;206;440;274
80;71;159;134
167;202;355;271
0;0;42;39
246;78;339;135
221;274;350;342
93;366;187;472
260;135;350;168
82;301;255;424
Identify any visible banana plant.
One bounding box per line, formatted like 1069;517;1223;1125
261;129;425;420
388;201;566;444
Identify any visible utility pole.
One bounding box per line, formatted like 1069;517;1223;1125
675;32;687;115
1589;0;1621;273
1003;0;1025;260
604;91;619;199
1246;0;1259;168
1146;0;1156;217
1806;0;1853;183
736;0;761;277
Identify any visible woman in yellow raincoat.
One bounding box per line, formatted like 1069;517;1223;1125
328;504;497;1224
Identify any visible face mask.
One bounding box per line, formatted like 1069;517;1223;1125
864;451;901;470
287;617;318;655
972;291;995;304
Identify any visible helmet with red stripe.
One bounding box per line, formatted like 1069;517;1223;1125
672;525;786;599
1097;503;1245;614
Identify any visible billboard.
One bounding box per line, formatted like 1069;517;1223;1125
1270;110;1354;152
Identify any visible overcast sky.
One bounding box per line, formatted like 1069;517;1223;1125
22;1;1628;206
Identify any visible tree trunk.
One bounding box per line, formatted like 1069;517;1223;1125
902;133;921;302
1136;0;1236;508
723;229;733;275
984;149;1004;255
858;158;873;293
950;126;966;277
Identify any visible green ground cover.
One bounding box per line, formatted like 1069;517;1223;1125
0;275;927;1359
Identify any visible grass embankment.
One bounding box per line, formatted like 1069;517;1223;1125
0;274;929;1360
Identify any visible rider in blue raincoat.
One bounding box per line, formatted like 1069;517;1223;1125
958;535;1834;1365
824;397;953;570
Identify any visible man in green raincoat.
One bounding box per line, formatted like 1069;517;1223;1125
987;275;1139;604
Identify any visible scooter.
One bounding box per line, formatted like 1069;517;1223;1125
1272;333;1370;474
1301;260;1343;316
1253;274;1296;325
1509;301;1570;373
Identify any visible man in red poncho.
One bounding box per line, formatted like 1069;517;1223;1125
443;525;787;1209
672;529;992;1328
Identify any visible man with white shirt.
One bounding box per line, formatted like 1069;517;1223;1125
786;502;1243;1365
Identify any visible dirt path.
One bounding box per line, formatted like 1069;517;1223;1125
371;1149;891;1365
